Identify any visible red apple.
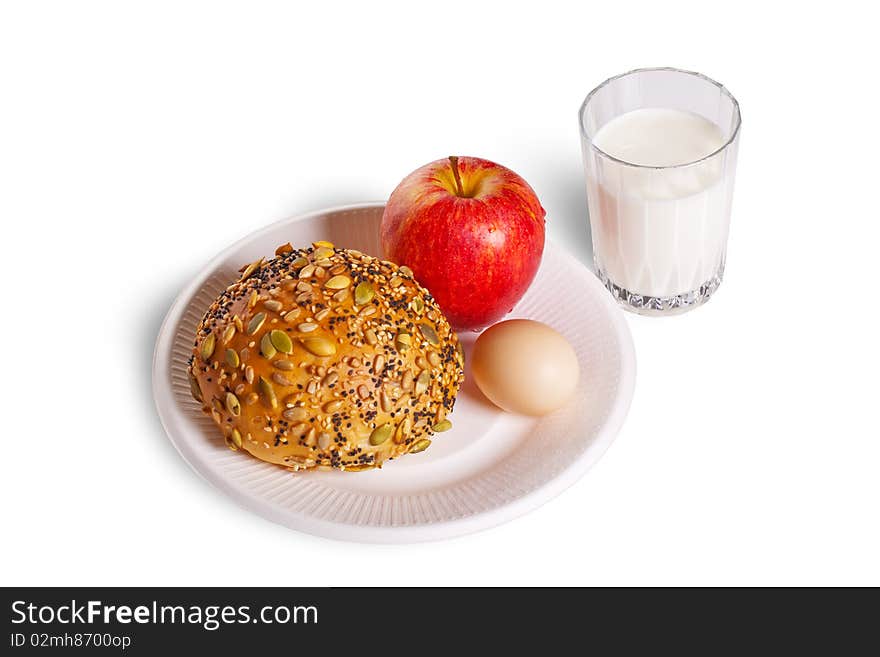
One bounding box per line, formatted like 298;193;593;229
381;156;545;331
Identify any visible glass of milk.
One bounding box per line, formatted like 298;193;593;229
579;68;741;315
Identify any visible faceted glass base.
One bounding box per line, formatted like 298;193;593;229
596;261;725;317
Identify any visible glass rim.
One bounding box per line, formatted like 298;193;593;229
578;67;742;170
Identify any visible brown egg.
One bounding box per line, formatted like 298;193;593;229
471;319;579;416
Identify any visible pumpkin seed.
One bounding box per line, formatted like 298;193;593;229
225;348;240;368
297;322;318;333
188;369;202;402
233;315;243;332
411;296;424;314
264;299;283;313
222;325;236;344
290;257;309;270
419;323;440;345
415;370;431;396
301;336;337;357
247;312;267;335
283;406;308;422
325;275;351;290
260;333;277;359
313;240;334;249
354;281;374;305
323;399;344;413
299;264;315;279
240;258;263;280
410;439;431;454
432;419;452;432
390;276;403;288
275;242;293;255
248;290;259;308
314;265;327;278
200;333;216;360
226;429;242;451
258;376;278;410
455;341;465;367
225;392;241;416
317;432;331;450
395;333;412;352
369;424;393;446
283;308;302;322
270;329;293;354
273;359;294;371
399;265;414;278
313;246;334;260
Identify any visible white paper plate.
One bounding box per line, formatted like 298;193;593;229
152;202;635;543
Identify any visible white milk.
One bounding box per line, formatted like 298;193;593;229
587;108;735;300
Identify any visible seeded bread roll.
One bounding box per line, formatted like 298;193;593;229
188;241;464;472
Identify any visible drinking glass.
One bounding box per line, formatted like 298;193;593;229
579;67;741;315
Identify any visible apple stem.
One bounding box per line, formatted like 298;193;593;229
449;156;465;197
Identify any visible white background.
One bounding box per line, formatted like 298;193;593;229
2;1;878;586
